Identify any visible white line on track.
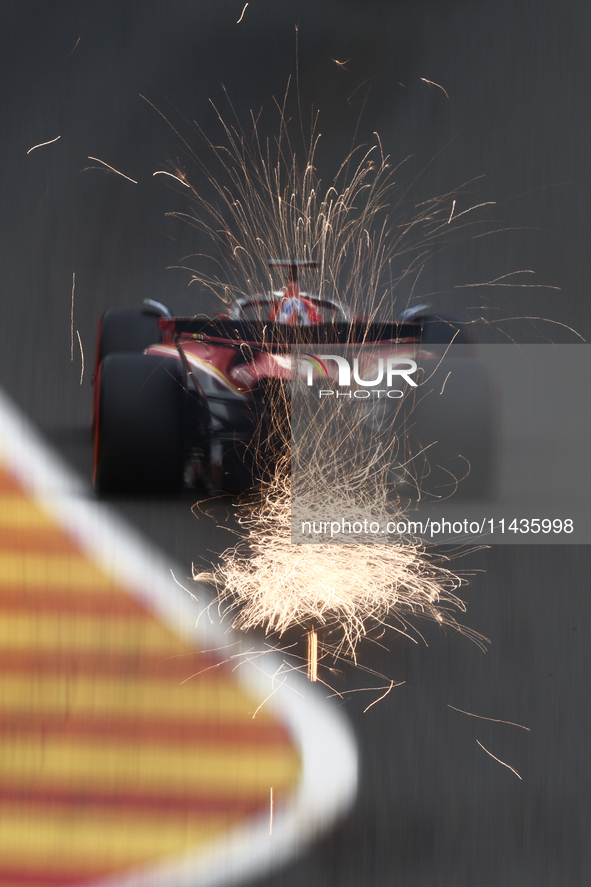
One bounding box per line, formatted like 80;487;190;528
0;387;358;887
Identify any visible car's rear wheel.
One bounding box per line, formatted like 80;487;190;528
96;308;163;365
92;308;165;432
94;354;187;494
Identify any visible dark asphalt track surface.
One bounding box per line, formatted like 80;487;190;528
2;2;591;884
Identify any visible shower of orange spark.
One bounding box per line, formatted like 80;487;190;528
162;87;489;315
166;91;514;673
196;464;488;664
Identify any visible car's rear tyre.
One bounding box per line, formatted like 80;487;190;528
94;354;186;494
96;308;162;366
92;309;165;432
397;358;496;500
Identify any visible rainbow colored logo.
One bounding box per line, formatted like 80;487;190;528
301;354;329;378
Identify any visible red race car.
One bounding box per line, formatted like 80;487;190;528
92;261;492;497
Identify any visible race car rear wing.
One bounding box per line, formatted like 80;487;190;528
158;317;422;346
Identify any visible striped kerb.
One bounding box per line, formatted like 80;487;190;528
0;466;300;885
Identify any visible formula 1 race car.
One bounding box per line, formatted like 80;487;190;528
92;261;494;498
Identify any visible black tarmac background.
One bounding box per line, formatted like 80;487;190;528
1;2;591;885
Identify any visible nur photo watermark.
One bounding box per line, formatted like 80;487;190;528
290;344;591;545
